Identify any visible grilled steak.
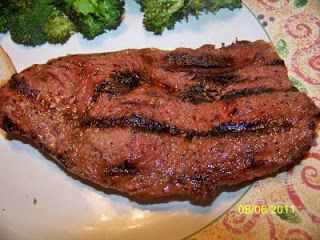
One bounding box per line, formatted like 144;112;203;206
0;40;319;204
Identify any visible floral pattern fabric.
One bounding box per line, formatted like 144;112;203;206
187;1;320;239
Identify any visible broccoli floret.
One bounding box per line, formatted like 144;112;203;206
1;0;126;45
204;0;242;12
6;0;33;11
61;0;125;39
137;0;242;35
0;1;38;34
0;4;10;33
137;0;185;35
8;2;58;46
0;15;7;33
8;1;72;46
44;15;76;44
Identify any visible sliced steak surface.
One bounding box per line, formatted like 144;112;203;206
0;40;319;204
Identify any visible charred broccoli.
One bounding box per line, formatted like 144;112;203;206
137;0;242;35
61;0;125;39
6;1;76;46
8;2;58;46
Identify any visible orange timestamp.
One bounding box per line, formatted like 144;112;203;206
237;204;296;215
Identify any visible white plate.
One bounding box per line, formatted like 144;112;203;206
0;2;268;240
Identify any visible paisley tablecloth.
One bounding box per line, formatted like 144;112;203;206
186;1;320;239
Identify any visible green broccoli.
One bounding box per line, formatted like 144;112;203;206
0;3;10;33
137;0;185;35
61;0;125;39
0;0;49;35
0;15;7;34
7;1;76;46
44;15;76;44
137;0;242;35
8;2;55;46
5;0;33;11
204;0;243;12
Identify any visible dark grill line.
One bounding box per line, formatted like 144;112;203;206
2;116;18;133
221;87;274;100
91;70;141;102
9;75;39;99
202;73;241;86
198;59;285;86
266;59;285;66
105;160;139;176
183;86;298;104
86;114;292;138
164;53;286;88
221;87;298;100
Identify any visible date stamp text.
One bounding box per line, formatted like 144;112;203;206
237;204;295;215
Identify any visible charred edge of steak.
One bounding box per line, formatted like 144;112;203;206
266;59;285;66
105;160;139;176
87;115;293;138
91;70;140;101
166;53;235;68
9;75;39;98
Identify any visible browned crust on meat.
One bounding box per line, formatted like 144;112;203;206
0;40;319;204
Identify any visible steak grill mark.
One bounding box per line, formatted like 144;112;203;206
183;85;217;104
9;75;39;98
86;114;293;138
165;52;287;89
91;70;141;101
183;86;297;103
2;116;18;133
202;73;241;86
105;160;139;176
